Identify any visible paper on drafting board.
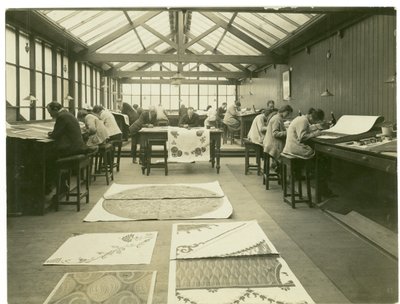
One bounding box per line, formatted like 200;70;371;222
83;196;233;222
44;270;157;304
322;115;384;135
167;258;314;304
44;232;157;265
103;181;225;199
170;220;278;260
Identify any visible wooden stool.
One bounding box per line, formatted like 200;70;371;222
280;153;312;208
222;123;240;144
110;139;123;172
86;146;99;185
93;143;114;185
263;152;281;190
243;138;262;175
55;154;90;212
146;139;168;176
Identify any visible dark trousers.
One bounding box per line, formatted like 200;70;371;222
131;133;139;160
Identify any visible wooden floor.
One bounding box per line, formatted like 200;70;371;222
7;157;398;303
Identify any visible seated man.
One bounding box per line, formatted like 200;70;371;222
179;106;200;127
77;109;109;147
156;103;169;126
204;105;217;128
247;107;279;144
129;105;158;163
116;99;139;125
93;105;122;141
47;101;88;157
223;101;241;131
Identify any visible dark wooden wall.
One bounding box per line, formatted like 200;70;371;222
240;14;396;122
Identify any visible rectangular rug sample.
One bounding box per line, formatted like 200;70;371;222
44;270;156;304
168;127;210;162
168;259;314;304
44;232;157;265
170;221;278;259
103;181;225;200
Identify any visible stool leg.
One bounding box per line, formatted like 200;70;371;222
256;147;261;176
245;147;249;175
290;165;296;208
298;168;303;199
108;150;114;181
55;168;62;211
85;165;90;204
266;155;271;190
103;150;109;185
146;145;151;176
306;167;312;207
262;153;266;185
116;144;121;172
76;165;81;212
164;144;168;176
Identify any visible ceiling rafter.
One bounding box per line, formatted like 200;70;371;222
141;24;178;49
275;13;301;27
184;24;220;49
108;70;247;78
67;11;107;32
120;78;232;85
123;10;146;51
184;11;192;44
86;11;161;53
56;10;81;24
239;13;288;38
214;12;237;51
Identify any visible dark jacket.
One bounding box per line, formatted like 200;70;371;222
179;113;200;127
49;110;87;157
121;102;139;125
129;111;158;135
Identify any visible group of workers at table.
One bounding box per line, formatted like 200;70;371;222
45;97;333;196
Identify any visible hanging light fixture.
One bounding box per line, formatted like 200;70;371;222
24;94;37;107
171;72;185;86
321;49;334;97
64;95;74;101
384;74;396;84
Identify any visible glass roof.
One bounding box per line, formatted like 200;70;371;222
37;8;319;80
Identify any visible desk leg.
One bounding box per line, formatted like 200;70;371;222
216;136;221;174
240;122;245;146
315;152;321;204
210;139;215;168
140;139;146;175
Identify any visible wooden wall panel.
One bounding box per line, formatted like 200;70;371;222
240;14;396;122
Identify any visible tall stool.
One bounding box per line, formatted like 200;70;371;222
111;139;123;172
280;153;312;208
93;143;114;185
86;146;99;185
263;152;281;190
243;138;262;175
222;123;240;145
55;154;90;212
146;139;168;176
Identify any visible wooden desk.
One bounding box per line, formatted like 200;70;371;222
7;121;56;215
138;127;223;173
237;112;258;146
313;134;397;204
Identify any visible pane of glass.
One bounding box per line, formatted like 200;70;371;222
81;83;86;103
74;83;78;108
161;95;170;109
19;33;30;68
227;95;236;105
44;45;52;74
122;95;131;104
35;41;43;71
161;84;170;95
142;84;151;94
97;89;100;105
180;84;189;95
122;84;131;94
199;96;208;110
132;84;140;95
180;95;189;107
6;65;17;106
75;62;78;81
189;95;198;109
227;85;236;95
150;84;159;94
20;107;30;121
36;108;43;120
171;84;179;95
170;97;179;110
36;72;43;108
6;27;16;64
19;68;30;107
63;79;69;100
208;85;217;95
57;78;62;102
142;95;150;109
151;95;160;105
199;85;208;95
86;66;91;86
218;85;227;95
45;75;53;103
57;52;62;77
219;95;227;105
81;64;86;85
63;56;69;78
189;84;198;95
87;85;91;105
132;95;141;106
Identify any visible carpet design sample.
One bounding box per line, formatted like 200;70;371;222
170;221;278;259
84;182;232;222
168;127;210;162
168;259;314;304
103;181;224;199
44;232;157;265
175;256;293;289
44;271;156;304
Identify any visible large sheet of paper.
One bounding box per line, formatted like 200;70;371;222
44;270;156;304
44;232;157;265
103;181;224;199
168;127;210;162
168;257;314;304
321;115;384;136
170;221;278;259
84;196;233;222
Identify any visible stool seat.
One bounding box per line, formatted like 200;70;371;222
56;154;90;212
146;139;168;176
243;138;262;175
280;153;312;208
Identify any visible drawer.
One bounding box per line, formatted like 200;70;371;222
316;144;397;174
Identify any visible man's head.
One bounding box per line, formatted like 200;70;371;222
46;101;63;118
133;104;139;110
92;105;104;114
234;101;241;108
307;108;325;124
267;100;275;110
187;107;194;117
221;102;227;108
278;105;293;119
149;105;157;115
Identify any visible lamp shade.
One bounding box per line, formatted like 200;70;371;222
321;89;334;97
64;95;74;101
171;72;185;86
23;94;37;101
